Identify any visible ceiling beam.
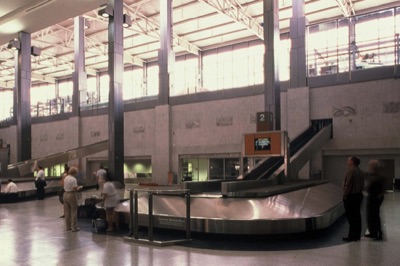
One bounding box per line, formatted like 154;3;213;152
0;81;14;89
198;0;264;40
124;3;201;55
31;72;56;83
335;0;355;17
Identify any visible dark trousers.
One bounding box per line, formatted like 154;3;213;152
367;196;384;237
37;187;45;200
343;193;363;239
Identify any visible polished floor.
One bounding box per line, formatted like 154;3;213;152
0;190;399;266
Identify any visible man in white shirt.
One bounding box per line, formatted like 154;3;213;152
63;166;82;232
5;179;18;193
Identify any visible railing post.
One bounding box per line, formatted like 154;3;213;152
185;191;191;240
128;189;134;237
148;192;154;241
134;190;139;239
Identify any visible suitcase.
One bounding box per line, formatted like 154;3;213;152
78;204;96;219
92;218;107;233
78;195;103;219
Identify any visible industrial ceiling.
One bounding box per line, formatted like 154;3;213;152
0;0;399;88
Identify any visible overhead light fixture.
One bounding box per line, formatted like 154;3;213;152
123;14;132;28
98;4;113;18
31;46;41;56
84;18;91;30
7;39;21;50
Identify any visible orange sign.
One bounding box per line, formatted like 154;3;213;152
244;132;282;156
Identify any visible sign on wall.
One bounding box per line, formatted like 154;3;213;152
244;132;282;156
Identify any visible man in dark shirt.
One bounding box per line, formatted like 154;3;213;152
365;160;385;240
342;156;365;242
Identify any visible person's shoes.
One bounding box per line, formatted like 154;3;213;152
59;215;65;218
364;233;377;238
72;227;80;232
342;237;360;242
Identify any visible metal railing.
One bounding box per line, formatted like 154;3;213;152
125;188;191;247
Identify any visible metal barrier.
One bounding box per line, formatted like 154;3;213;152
124;188;191;247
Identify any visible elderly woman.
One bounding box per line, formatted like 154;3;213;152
63;167;82;232
365;160;386;240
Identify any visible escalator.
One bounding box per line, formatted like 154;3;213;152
242;121;332;181
6;140;108;177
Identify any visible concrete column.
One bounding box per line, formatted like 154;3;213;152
108;0;125;184
264;0;281;130
290;0;307;88
152;0;174;183
15;31;32;162
72;16;87;116
158;0;174;105
153;105;172;185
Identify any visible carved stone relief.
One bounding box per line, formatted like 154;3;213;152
383;102;400;113
185;119;200;129
216;116;233;126
333;106;356;117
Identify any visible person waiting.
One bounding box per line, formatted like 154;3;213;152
2;179;19;203
102;174;119;232
63;167;82;232
5;179;18;193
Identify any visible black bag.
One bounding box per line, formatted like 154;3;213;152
34;179;46;189
78;204;97;219
85;195;102;206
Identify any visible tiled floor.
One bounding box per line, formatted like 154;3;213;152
0;190;399;266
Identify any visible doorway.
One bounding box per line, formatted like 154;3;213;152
380;159;395;191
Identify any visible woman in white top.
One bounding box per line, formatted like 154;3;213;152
35;166;46;200
102;174;119;232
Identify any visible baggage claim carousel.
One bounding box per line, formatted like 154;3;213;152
115;180;344;235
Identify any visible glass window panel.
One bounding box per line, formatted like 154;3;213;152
225;158;240;179
173;60;185;96
0;90;13;121
132;67;144;99
123;69;133;100
355;10;395;68
87;77;98;104
278;36;291;81
232;46;249;88
217;50;232;90
185;57;198;94
307;21;338;76
209;158;224;180
146;65;159;97
202;53;218;92
249;43;264;85
99;74;109;103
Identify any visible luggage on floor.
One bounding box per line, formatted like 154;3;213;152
78;204;96;218
91;218;107;233
84;195;102;206
78;195;102;219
